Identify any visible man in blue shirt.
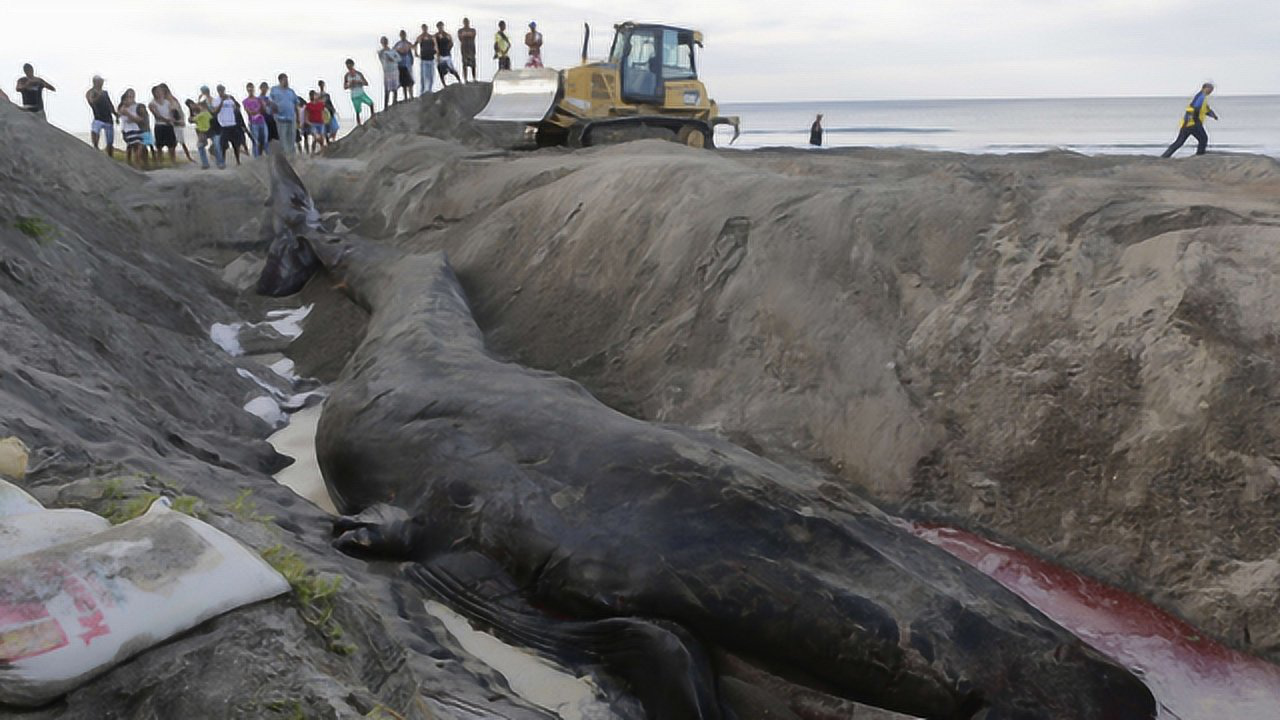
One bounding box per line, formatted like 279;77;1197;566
1162;82;1219;158
268;73;301;155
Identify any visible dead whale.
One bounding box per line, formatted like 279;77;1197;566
258;151;1156;720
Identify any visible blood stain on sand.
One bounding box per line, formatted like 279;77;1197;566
905;523;1280;720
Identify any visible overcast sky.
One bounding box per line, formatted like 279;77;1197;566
5;0;1278;130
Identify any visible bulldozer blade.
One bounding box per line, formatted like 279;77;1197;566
475;68;562;123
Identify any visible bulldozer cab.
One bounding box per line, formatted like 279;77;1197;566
609;24;700;105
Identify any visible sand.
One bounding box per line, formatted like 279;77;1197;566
268;402;336;514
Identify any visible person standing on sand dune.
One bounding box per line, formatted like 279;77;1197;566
160;84;193;163
344;59;374;125
458;18;478;82
1162;82;1219;158
268;74;300;155
525;22;543;68
16;63;55;119
435;22;463;86
149;85;179;164
378;36;400;109
117;89;149;169
305;90;328;154
258;82;278;146
243;82;268;157
209;84;243;168
415;24;437;95
494;20;512;71
318;80;339;142
86;75;116;158
394;30;416;102
187;99;212;169
810;113;824;147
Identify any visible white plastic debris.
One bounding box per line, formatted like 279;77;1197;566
0;437;30;481
0;500;289;706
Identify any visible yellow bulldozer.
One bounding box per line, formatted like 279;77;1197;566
476;21;740;149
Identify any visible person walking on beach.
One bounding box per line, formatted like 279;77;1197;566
394;30;416;101
1162;82;1219;158
160;84;193;163
149;85;180;163
269;74;301;155
318;80;339;142
494;21;512;71
243;82;268;157
187;99;212;169
458;18;478;82
86;75;116;158
16;63;55;119
344;59;374;125
378;36;400;108
435;22;463;86
810;114;824;147
525;22;544;68
210;84;243;167
117;89;149;169
415;24;437;95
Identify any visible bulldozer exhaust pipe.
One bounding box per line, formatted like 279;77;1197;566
581;23;590;63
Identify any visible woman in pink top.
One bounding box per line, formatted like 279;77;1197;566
243;82;269;157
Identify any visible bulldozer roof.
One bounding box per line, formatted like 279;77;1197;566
613;21;704;45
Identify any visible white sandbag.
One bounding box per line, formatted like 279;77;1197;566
0;509;112;563
0;499;289;706
0;436;29;480
0;477;43;517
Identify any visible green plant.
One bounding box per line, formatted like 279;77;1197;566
265;699;305;719
229;488;274;525
106;492;160;524
14;216;55;244
261;545;354;656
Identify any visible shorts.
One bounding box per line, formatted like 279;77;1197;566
498;56;511;70
141;131;155;147
351;91;375;112
173;125;186;145
398;64;414;88
309;123;326;136
154;124;177;149
219;126;244;148
437;56;458;72
383;71;398;93
123;129;144;147
91;119;115;144
462;53;477;69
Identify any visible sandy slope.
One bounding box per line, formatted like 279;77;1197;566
303;103;1280;664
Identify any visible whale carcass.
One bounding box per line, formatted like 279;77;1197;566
258;150;1155;720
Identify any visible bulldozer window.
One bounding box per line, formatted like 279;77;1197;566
621;29;661;101
661;29;697;80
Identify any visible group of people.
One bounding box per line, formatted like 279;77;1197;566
369;18;544;111
79;71;339;169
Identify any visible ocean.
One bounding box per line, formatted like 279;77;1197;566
718;95;1280;156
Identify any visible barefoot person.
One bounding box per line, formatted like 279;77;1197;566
1162;82;1219;158
16;63;55;119
435;22;462;86
187;99;212;169
415;24;437;95
458;18;478;82
209;84;242;167
86;75;116;157
525;22;543;68
344;59;374;125
318;80;339;142
377;36;400;108
494;20;512;71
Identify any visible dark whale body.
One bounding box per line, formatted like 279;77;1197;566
260;151;1156;720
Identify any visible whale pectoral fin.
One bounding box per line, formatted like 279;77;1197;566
331;503;419;559
406;554;726;720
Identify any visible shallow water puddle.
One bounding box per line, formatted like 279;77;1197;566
907;523;1280;720
425;600;620;720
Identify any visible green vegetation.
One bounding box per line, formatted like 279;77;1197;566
229;487;274;526
97;475;203;523
261;544;355;656
14;215;55;244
